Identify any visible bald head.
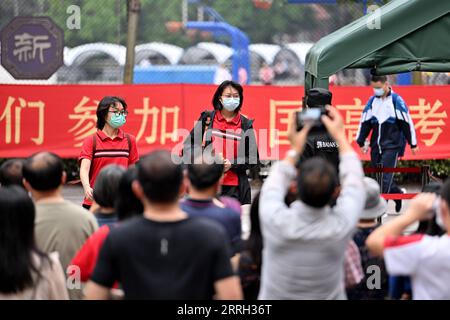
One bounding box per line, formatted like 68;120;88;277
23;152;64;191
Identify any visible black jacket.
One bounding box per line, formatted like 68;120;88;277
182;110;259;204
298;132;340;173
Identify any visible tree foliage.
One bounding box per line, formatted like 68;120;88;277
1;0;367;47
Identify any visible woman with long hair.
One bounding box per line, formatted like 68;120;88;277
0;186;68;300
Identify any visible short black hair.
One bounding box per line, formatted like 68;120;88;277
93;165;125;208
297;157;338;208
371;75;388;83
22;152;64;191
187;155;224;191
115;167;143;221
0;159;25;187
96;96;127;130
212;80;244;112
137;150;183;204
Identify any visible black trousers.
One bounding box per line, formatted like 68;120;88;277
371;148;402;194
221;185;240;202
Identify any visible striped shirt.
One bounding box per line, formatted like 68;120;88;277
79;129;139;206
212;111;242;186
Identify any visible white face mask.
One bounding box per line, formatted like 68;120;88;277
222;97;240;111
373;88;385;97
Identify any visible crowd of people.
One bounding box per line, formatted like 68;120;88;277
0;80;449;300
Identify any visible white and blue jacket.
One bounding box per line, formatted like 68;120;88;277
356;89;417;156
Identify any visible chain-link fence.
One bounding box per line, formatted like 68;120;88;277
1;0;448;85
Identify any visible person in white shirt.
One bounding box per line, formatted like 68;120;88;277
367;179;450;300
258;106;366;300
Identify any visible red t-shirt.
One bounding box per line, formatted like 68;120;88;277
211;111;242;186
79;129;139;206
70;225;112;283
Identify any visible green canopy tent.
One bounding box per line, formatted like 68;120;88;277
304;0;450;93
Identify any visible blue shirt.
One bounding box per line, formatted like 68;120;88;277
95;212;118;229
180;198;242;256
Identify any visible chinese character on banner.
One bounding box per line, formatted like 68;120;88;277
409;98;448;146
335;98;364;143
134;97;180;145
1;17;63;79
13;33;51;64
68;97;99;147
0;96;45;145
269;99;302;148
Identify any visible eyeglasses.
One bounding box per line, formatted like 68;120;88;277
108;110;129;116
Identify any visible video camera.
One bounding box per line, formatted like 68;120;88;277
296;87;332;133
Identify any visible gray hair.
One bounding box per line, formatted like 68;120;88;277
93;165;126;209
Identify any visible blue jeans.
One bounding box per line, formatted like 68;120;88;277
371;148;402;194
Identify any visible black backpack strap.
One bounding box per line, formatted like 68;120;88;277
240;114;254;131
87;133;97;180
91;134;97;159
125;133;132;153
201;110;214;128
201;110;215;146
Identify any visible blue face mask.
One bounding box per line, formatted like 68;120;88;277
373;88;385;97
222;98;240;111
108;113;126;129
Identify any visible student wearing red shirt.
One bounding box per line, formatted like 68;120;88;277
79;96;139;209
183;81;259;205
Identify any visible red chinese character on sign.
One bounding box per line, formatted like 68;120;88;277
269;99;302;148
0;96;45;145
336;98;364;143
410;98;448;146
134;98;180;145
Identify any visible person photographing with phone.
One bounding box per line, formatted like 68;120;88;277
259;105;366;299
366;178;450;300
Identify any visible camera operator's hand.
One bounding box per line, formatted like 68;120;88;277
288;114;311;154
405;193;436;221
321;105;352;154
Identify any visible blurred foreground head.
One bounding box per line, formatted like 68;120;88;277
297;157;338;208
361;177;387;220
135;150;183;205
115;167;144;220
187;154;224;192
93;165;125;209
22;152;65;192
0;159;25;188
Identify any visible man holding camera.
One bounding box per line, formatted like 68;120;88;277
297;88;340;173
356;75;418;212
259;105;366;299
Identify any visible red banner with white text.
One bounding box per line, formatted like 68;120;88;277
0;84;449;160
